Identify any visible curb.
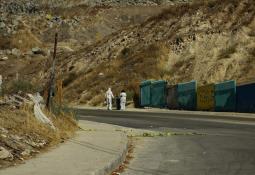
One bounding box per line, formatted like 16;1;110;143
93;132;129;175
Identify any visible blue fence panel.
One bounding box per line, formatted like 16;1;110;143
140;80;153;107
151;80;167;108
237;83;255;113
177;81;197;110
215;80;236;112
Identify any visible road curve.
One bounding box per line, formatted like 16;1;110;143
76;108;255;175
76;108;255;130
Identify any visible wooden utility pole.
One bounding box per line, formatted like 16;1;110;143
46;33;58;110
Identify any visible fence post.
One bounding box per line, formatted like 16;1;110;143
0;75;2;97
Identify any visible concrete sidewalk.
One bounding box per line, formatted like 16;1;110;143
0;121;129;175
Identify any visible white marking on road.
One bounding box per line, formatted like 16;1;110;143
167;159;180;163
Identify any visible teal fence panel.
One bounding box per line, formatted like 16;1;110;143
215;80;236;112
140;80;153;107
177;81;197;110
167;85;178;109
151;80;167;108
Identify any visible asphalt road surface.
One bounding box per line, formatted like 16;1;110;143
76;109;255;175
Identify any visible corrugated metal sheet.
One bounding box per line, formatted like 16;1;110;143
237;83;255;113
166;85;178;109
177;81;197;110
215;80;236;112
140;80;153;107
197;84;215;111
151;80;167;108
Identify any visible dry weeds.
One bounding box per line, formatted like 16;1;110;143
0;105;78;168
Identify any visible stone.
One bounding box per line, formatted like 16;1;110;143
0;56;8;61
0;147;12;159
1;134;7;138
11;48;21;57
21;149;31;157
6;50;11;55
32;47;42;54
98;72;104;77
7;27;12;34
11;135;21;141
0;127;8;134
0;22;5;29
25;140;41;148
12;19;19;26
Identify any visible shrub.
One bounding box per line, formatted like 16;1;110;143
218;43;237;59
126;90;135;101
4;80;37;94
120;47;132;59
63;72;77;87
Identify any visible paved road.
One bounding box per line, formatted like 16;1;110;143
76;109;255;175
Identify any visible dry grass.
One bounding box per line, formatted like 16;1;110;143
62;0;255;106
0;106;78;146
0;105;77;169
11;29;43;52
74;43;169;106
217;42;238;59
6;0;253;107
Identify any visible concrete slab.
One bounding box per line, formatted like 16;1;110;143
0;121;128;175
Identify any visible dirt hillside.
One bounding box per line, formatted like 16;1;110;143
56;0;255;106
0;0;254;106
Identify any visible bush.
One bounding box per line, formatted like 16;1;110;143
63;73;77;87
218;43;237;59
4;80;37;94
120;47;132;59
51;102;78;120
133;92;140;108
126;91;135;101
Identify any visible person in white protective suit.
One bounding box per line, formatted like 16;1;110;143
105;88;114;110
120;90;127;110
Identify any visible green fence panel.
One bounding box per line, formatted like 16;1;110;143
151;80;167;108
167;85;178;109
140;80;153;107
215;80;236;112
177;81;197;110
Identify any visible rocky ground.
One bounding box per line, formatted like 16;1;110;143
0;0;254;106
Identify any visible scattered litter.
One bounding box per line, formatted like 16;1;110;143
28;94;56;130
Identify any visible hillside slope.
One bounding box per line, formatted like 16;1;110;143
0;0;255;106
0;1;167;85
56;0;255;105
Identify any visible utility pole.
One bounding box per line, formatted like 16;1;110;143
0;75;2;97
46;32;58;110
